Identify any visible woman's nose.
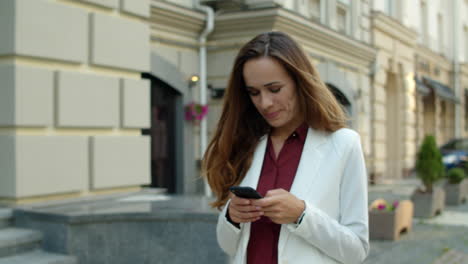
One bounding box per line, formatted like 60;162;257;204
259;94;273;110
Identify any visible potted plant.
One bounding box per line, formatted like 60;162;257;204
444;168;468;205
369;199;413;240
411;135;446;218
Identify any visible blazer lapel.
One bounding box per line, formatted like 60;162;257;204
278;127;328;255
289;127;327;198
240;135;268;189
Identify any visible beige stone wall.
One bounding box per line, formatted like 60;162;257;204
415;46;457;147
371;12;417;182
0;0;151;202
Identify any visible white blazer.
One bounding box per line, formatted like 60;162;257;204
216;128;369;264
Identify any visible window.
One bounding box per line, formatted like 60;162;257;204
384;0;394;17
309;0;321;22
465;27;468;62
420;1;428;45
336;0;350;34
438;14;444;54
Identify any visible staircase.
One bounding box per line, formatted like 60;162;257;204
0;208;77;264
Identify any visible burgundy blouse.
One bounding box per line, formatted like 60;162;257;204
247;123;308;264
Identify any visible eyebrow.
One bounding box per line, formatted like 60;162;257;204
245;81;282;89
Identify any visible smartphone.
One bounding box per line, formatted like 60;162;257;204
229;186;263;199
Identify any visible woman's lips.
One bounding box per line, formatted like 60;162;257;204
264;111;280;120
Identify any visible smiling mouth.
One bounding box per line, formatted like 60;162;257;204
264;111;280;120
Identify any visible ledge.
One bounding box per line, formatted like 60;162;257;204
371;11;418;47
149;0;205;43
212;8;377;66
13;194;218;224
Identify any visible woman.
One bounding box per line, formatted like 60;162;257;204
203;32;369;264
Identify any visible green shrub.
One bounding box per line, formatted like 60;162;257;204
415;135;445;192
447;168;465;184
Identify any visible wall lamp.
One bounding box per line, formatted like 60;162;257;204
189;75;199;88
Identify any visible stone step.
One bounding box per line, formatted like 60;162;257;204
0;209;12;229
0;228;42;258
0;250;77;264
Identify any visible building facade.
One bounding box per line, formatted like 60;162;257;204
1;0;467;203
0;0;152;203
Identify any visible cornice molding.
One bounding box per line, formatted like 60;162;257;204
212;8;377;66
149;0;205;42
371;11;417;47
415;44;451;71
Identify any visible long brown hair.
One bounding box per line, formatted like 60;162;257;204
203;32;346;210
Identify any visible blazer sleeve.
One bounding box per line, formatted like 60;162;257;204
216;199;243;256
286;133;370;264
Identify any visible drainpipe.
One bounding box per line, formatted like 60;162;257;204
453;0;461;138
194;0;214;197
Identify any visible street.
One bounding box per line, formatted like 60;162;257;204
366;178;468;264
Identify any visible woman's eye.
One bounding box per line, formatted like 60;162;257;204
270;87;281;93
247;90;260;96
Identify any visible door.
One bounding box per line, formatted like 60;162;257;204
142;78;178;193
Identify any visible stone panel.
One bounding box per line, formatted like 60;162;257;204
15;0;87;63
121;0;150;18
91;13;150;71
375;86;386;104
57;71;119;128
395;41;413;61
374;103;386;122
152;45;179;70
15;65;54;126
0;135;16;197
0;64;15;125
374;160;385;173
375;142;386;159
15;135;88;197
374;31;393;52
91;136;150;189
405;142;416;156
0;0;14;55
208;50;238;78
122;79;150;128
405;110;416;125
179;50;199;77
360;74;371;94
75;0;119;8
405;126;417;141
374;70;387;86
374;122;386;141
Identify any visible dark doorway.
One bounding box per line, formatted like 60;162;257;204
142;74;179;193
327;83;351;110
326;83;353;127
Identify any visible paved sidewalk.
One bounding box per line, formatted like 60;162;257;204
365;178;468;264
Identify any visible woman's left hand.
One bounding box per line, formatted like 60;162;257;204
251;189;305;224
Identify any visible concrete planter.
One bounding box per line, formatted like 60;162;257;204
411;186;445;218
369;199;414;240
13;196;229;264
444;179;468;205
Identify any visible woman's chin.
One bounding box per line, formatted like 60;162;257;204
266;119;286;129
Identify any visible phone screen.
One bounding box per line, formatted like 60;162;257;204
229;186;263;199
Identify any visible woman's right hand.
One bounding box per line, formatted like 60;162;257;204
228;194;264;224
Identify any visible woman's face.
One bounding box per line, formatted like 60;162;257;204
243;57;302;132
